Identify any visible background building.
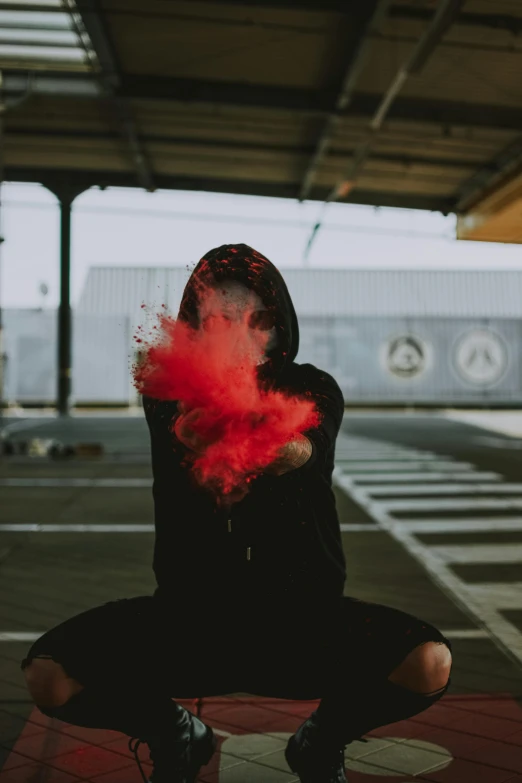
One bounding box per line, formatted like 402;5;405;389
4;267;522;407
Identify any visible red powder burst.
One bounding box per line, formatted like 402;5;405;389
133;282;320;501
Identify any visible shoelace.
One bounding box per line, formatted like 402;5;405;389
128;730;369;783
129;738;149;783
128;735;190;783
306;735;369;777
324;735;370;779
323;735;369;755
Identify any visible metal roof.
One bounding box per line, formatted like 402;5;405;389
4;0;522;239
0;0;97;71
78;266;522;320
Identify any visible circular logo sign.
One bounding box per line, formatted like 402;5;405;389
454;329;508;387
385;335;427;379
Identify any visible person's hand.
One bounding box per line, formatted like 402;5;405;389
174;406;206;453
174;403;223;454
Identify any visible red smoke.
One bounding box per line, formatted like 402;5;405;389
133;283;320;501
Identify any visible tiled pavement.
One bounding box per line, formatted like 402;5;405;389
0;413;522;783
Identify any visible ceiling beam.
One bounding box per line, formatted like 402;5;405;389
299;0;389;202
390;5;522;34
133;1;522;32
72;0;154;191
5;127;479;171
5;72;100;97
349;93;522;132
7;70;522;132
120;75;522;132
3;165;453;212
1;0;521;31
121;73;334;112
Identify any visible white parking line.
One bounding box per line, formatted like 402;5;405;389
0;524;154;532
366;484;522;497
351;472;501;484
1;431;518;661
0;523;382;533
380;519;522;533
382;498;522;513
334;433;522;667
439;629;489;639
384;523;522;664
336;453;446;462
429;543;522;564
0;632;43;641
466;583;522;611
338;461;472;473
0;628;489;643
0;478;151;487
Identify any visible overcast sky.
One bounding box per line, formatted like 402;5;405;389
3;181;522;310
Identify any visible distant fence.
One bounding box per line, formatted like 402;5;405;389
2;309;522;406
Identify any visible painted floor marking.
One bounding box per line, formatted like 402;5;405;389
381;497;522;513
0;524;155;532
336;460;473;472
0;523;379;533
334;432;522;667
0;478;151;487
365;483;522;497
428;543;522;564
350;471;501;483
337;454;450;462
381;518;522;533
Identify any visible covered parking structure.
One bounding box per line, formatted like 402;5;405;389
2;0;522;413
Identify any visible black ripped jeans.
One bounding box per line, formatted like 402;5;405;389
21;594;453;745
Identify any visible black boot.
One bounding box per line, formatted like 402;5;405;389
286;676;451;783
129;707;217;783
285;709;367;783
36;682;217;783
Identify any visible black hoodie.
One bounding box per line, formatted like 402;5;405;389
143;244;346;624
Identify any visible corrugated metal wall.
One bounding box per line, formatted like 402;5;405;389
3;309;522;405
5;267;522;405
299;316;522;404
4;310;57;402
79;267;522;320
3;310;132;404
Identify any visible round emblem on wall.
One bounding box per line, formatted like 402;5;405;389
384;334;427;379
453;328;508;387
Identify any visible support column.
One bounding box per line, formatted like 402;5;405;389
58;195;73;416
0;74;5;422
46;179;88;418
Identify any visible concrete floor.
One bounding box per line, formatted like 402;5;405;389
0;412;521;783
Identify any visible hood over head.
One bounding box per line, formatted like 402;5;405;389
178;244;299;381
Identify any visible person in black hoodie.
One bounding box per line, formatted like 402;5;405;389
21;244;453;783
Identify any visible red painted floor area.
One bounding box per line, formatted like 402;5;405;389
1;693;522;783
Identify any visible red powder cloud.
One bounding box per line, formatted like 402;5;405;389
132;285;320;501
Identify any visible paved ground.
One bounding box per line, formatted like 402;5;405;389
0;411;521;783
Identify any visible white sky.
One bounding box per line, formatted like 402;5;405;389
3;181;522;309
